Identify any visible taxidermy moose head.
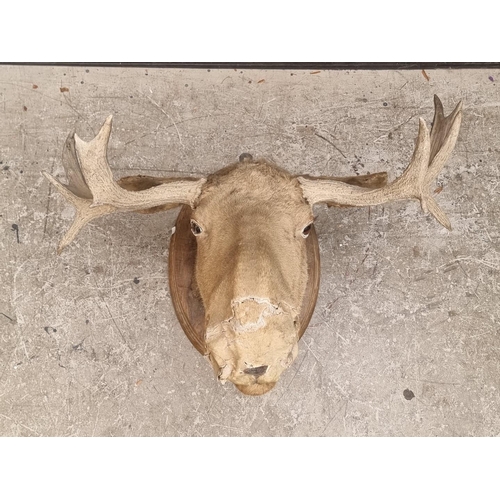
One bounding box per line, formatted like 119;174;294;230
44;96;462;396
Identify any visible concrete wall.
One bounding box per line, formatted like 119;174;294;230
1;65;498;436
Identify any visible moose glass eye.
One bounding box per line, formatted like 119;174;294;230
302;223;313;238
190;220;203;236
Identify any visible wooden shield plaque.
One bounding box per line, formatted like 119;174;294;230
168;205;321;355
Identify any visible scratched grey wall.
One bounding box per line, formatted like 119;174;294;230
0;66;499;436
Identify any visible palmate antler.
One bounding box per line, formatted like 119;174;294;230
45;95;461;255
298;95;463;229
43;116;206;253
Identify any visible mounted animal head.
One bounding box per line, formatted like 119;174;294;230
44;96;463;395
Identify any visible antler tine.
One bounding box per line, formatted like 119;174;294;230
61;131;93;199
73;116;205;209
298;96;463;230
43;128;118;253
427;95;463;186
42;170;118;254
43;116;206;252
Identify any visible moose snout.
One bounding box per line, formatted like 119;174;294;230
205;297;301;394
243;365;268;377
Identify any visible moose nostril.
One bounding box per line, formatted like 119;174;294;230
244;365;268;377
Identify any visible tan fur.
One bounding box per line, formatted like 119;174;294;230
110;166;393;394
192;160;313;394
45;96;462;396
